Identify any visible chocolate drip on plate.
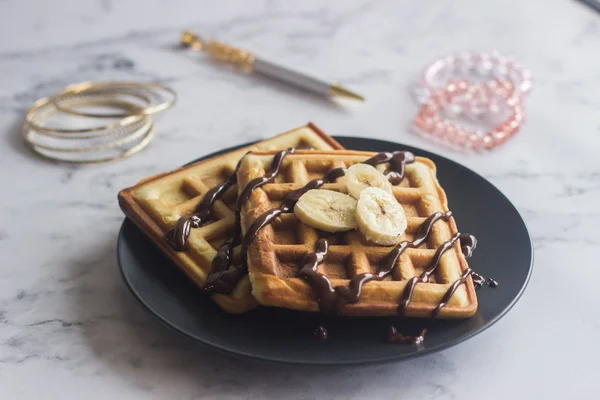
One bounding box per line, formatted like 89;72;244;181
387;326;427;345
314;325;328;340
485;277;499;288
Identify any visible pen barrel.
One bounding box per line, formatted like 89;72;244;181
253;58;330;96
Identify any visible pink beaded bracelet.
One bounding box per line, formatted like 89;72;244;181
413;78;524;151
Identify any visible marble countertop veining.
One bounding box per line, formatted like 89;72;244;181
1;0;599;398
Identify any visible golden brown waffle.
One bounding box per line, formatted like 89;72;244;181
118;124;343;313
238;150;478;318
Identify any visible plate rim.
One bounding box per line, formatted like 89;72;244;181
117;136;534;365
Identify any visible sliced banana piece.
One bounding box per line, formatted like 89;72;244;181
294;189;357;232
356;187;407;245
345;163;392;199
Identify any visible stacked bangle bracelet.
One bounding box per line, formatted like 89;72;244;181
22;81;175;164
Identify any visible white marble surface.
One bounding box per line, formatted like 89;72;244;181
1;0;599;398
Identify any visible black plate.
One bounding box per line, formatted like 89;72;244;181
117;137;533;365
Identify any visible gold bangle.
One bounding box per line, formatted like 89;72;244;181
51;81;177;118
51;83;153;118
25;96;147;137
23;119;153;153
20;80;175;164
23;121;155;164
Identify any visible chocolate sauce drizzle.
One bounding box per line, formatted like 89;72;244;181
389;233;498;344
429;234;477;317
387;326;427;345
364;151;416;185
297;238;336;311
431;264;498;316
335;211;453;305
397;232;471;315
165;154;248;251
203;151;416;293
433;235;497;299
202;148;295;293
314;325;328;340
298;211;453;313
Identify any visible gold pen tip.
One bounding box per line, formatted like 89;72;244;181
329;84;365;102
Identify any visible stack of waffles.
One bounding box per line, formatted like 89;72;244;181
118;123;478;318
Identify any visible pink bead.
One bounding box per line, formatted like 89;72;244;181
424;104;438;115
492;128;507;144
509;119;520;129
434;121;447;136
468;133;482;148
446;125;458;140
455;128;469;144
415;114;432;130
514;109;524;122
482;132;495;149
456;80;469;90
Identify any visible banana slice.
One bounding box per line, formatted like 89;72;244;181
356;187;407;245
345;163;392;199
294;189;357;232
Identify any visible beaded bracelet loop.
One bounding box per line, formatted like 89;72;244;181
413;78;524;151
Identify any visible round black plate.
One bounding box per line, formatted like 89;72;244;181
117;137;533;365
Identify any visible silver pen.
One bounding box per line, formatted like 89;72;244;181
180;31;365;102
